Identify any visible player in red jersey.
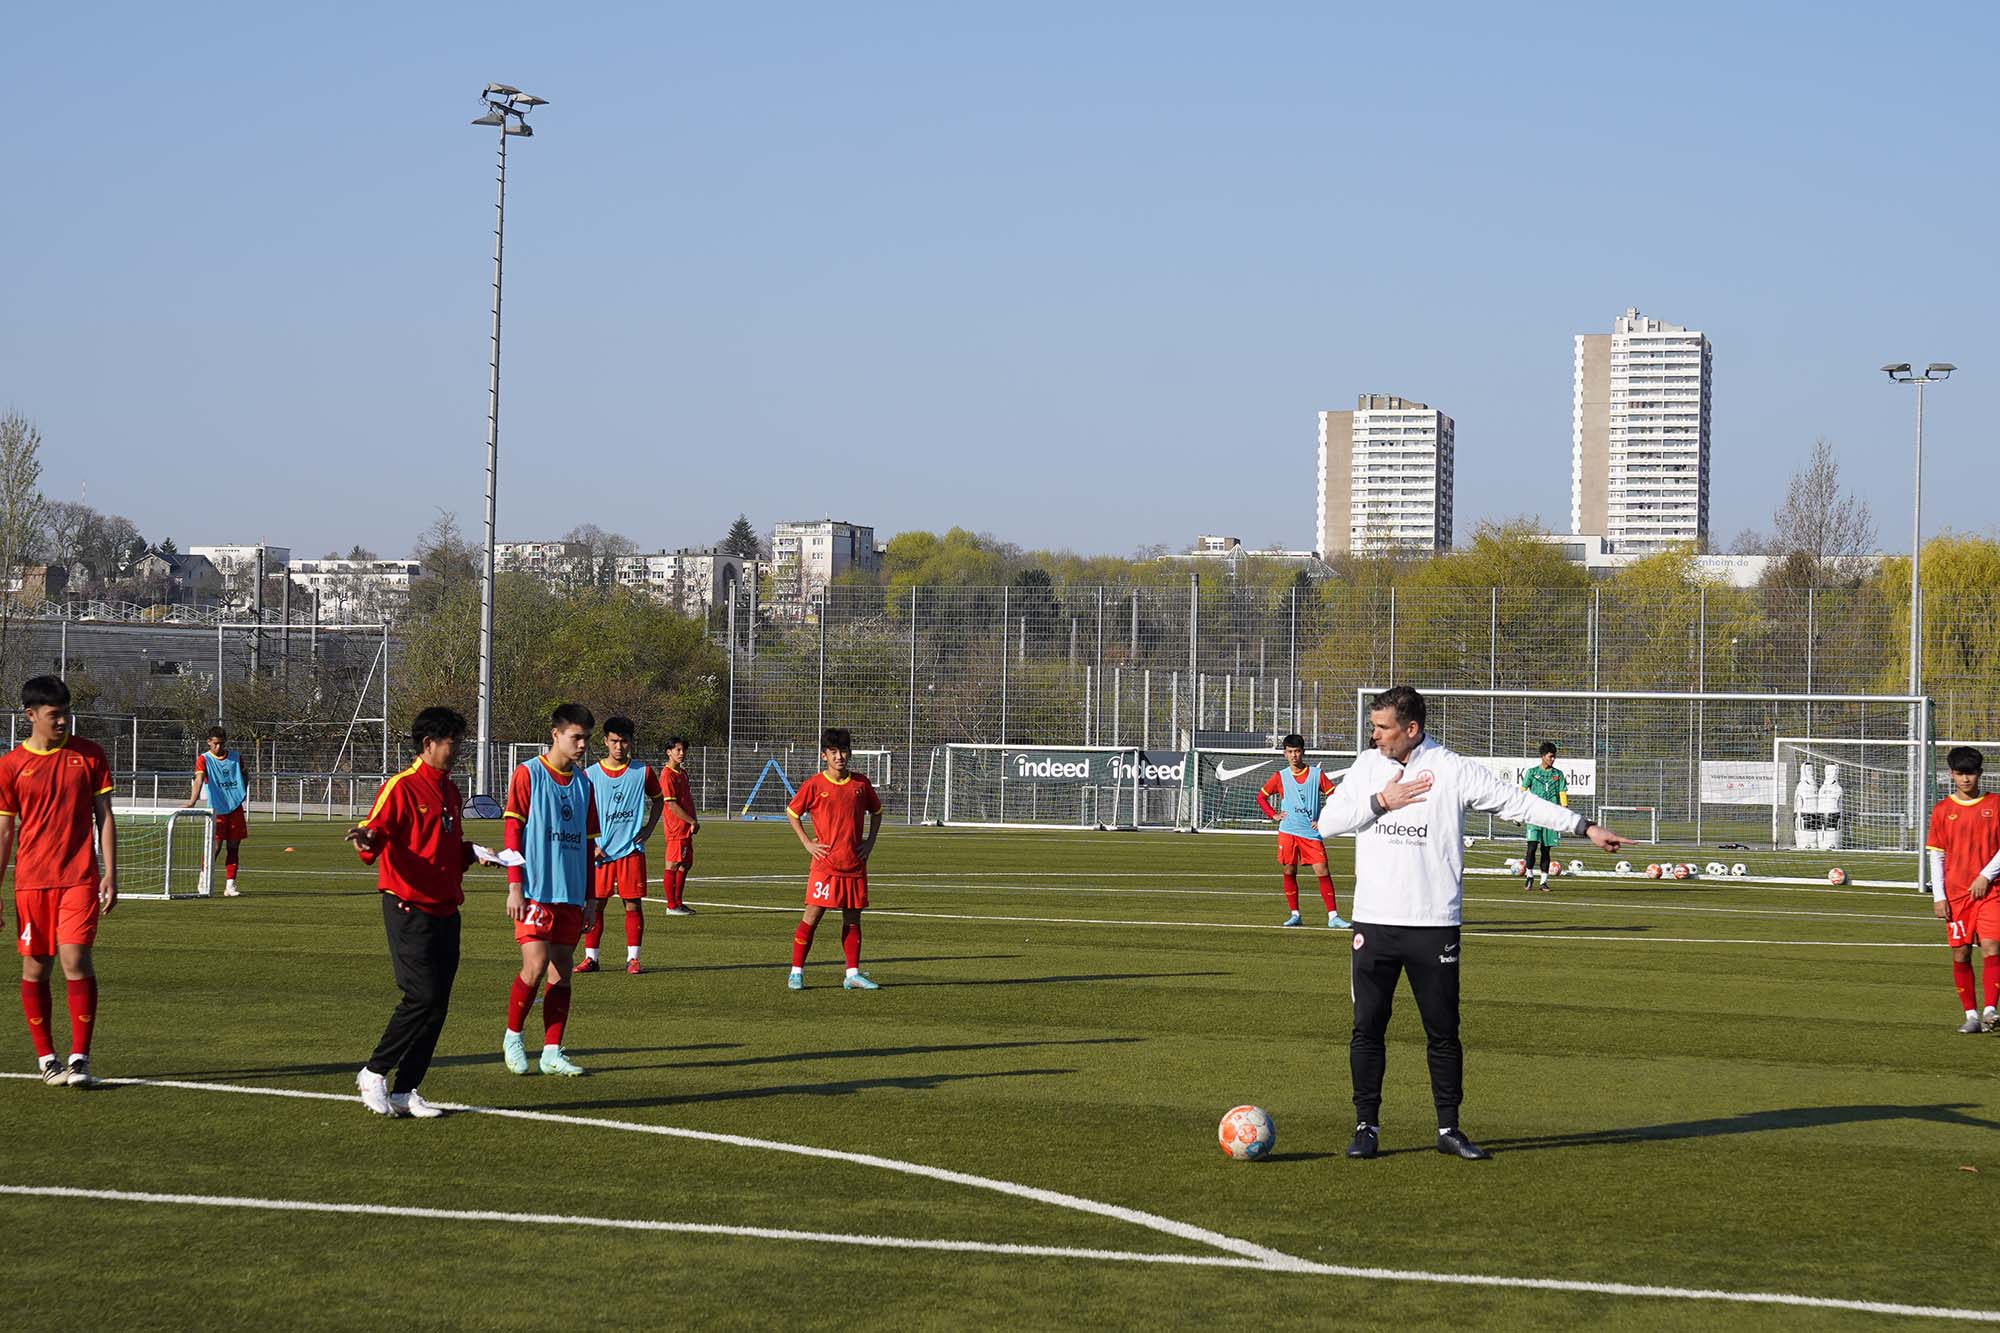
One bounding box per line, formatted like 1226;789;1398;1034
1929;746;2000;1032
659;735;700;915
785;728;882;990
0;676;116;1087
182;725;249;896
1254;734;1347;928
577;716;664;974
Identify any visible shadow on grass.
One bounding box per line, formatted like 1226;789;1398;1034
1259;1151;1343;1164
1464;924;1651;934
527;1066;1080;1113
144;1043;744;1082
659;1035;1143;1072
1484;1102;2000;1152
609;954;1024;977
883;970;1230;989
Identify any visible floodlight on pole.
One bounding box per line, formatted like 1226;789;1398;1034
469;84;547;797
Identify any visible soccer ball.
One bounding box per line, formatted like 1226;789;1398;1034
1615;860;1632;874
1704;861;1725;876
1463;835;1476;849
1547;860;1564;877
1827;867;1848;886
1730;863;1747;877
1645;863;1663;879
1671;863;1692;880
1218;1105;1275;1161
1504;857;1523;874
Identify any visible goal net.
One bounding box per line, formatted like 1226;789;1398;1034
735;746;896;820
1191;749;1358;833
923;745;1183;830
112;807;214;900
1772;737;1975;853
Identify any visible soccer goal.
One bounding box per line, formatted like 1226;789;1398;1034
1598;804;1659;843
112;807;214;900
1190;748;1358;834
923;745;1183;830
1772;737;1944;854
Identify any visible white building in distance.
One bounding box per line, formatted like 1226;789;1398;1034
771;520;880;611
1572;308;1712;554
607;549;758;618
287;557;424;621
494;540;594;584
190;544;292;608
1316;395;1455;555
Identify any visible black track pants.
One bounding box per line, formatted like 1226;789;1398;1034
1349;922;1463;1129
366;895;462;1094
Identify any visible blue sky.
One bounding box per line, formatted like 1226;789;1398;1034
5;1;1992;560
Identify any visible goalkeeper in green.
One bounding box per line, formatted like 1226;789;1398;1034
1521;742;1568;890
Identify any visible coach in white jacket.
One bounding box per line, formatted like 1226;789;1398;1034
1317;686;1624;1161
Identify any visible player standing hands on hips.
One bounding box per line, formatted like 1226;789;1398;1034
785;729;882;990
502;704;600;1076
1929;747;2000;1033
1317;687;1624;1162
183;725;249;896
1256;733;1348;929
0;676;116;1087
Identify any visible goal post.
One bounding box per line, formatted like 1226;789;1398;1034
1190;748;1358;834
112;807;215;900
924;744;1179;830
1598;805;1659;844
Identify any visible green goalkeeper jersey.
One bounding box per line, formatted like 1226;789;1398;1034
1522;764;1567;806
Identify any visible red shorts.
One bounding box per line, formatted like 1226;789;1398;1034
806;868;868;910
662;836;695;870
15;884;99;955
1276;832;1328;868
1946;893;2000;947
213;809;249;842
592;852;648;900
514;901;585;947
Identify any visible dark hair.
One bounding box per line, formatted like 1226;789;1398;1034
1370;685;1425;729
663;735;687;750
410;706;467;751
821;727;852;752
603;715;636;741
1539;741;1558;757
206;725;228;742
1947;745;1985;776
21;675;69;710
551;703;595;733
1282;733;1305;750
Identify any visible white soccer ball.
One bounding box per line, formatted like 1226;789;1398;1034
1645;863;1663;879
1827;867;1848;886
1504;857;1523;874
1463;835;1476;849
1615;860;1632;874
1705;861;1726;876
1218;1105;1275;1161
1730;863;1747;877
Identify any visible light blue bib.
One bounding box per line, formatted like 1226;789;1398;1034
522;760;591;907
203;750;246;816
1278;765;1324;838
586;762;648;862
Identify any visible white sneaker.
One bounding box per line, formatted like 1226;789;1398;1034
39;1057;65;1086
356;1066;395;1115
389;1089;444;1118
222;883;241;898
65;1056;96;1088
1984;1007;1999;1034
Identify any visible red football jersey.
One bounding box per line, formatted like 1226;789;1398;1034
357;758;475;915
661;765;696;832
0;737;114;891
1928;793;2000;897
787;772;882;872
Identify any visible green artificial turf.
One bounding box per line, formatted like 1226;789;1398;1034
0;816;1990;1329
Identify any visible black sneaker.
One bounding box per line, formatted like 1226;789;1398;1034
1345;1123;1379;1159
1436;1127;1493;1160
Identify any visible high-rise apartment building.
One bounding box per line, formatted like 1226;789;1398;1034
1571;308;1712;554
1316;395;1455;556
771;519;880;612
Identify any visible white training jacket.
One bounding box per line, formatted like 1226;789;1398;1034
1316;735;1590;927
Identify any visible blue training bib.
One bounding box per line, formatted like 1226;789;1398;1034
522;760;592;907
1278;765;1324;839
586;762;649;862
203;750;247;816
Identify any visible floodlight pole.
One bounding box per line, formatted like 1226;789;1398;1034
471;87;543;797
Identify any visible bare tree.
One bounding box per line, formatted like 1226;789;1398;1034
1767;439;1876;586
562;523;637;589
0;413;46;593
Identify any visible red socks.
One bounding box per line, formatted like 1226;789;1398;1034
1955;959;1977;1011
625;903;644;946
792;921;817;968
1282;873;1300;912
20;979;53;1059
507;975;538;1033
542;984;571;1046
65;977;96;1056
1316;876;1338;914
841;919;861;970
1985;958;2000;1012
582;912;606;951
663;869;687;910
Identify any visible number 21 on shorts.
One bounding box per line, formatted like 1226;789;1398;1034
1949;916;1972;948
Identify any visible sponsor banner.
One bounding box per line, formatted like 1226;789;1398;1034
1003;749;1187;787
1475;757;1598;798
1700;760;1781;805
1200;753;1357;786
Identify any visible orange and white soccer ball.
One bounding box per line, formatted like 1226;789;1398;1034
1645;864;1663;879
1671;863;1692;880
1547;860;1564;877
1218;1105;1276;1161
1827;867;1848;885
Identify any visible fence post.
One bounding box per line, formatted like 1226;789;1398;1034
726;595;736;815
1170;670;1179;748
1143;669;1151;748
1095;587;1105;746
999;583;1009;745
816;590;827;744
1805;587;1816;738
381;618;391;777
1112;666;1121;746
1387;587;1397;683
59;622;68;679
216;623;225;720
1289;583;1299;731
907;586;917;824
1186;574;1198;748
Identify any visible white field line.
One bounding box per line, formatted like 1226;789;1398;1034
1;1150;1994;1320
687;901;1939;948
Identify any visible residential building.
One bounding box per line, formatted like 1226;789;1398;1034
771;520;880;612
1168;536;1328;576
606;549;759;618
494;540;594;585
1572;308;1712;554
287;557;425;621
1527;534;1881;588
190;544;292;609
1316;395;1455;556
125;548;223;604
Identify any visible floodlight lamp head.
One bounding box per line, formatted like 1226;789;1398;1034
471;108;508;127
486;83;522;96
1881;362;1912;379
511;93;548;106
1925;362;1956;379
504;121;533;137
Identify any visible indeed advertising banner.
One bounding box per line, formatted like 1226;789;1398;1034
1475;757;1598;798
1003;749;1189;787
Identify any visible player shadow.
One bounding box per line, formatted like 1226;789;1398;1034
1465;923;1651;934
651;1035;1144;1073
1482;1102;2000;1153
525;1066;1080;1113
883;970;1231;989
637;953;1024;976
145;1043;743;1083
1258;1151;1343;1163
